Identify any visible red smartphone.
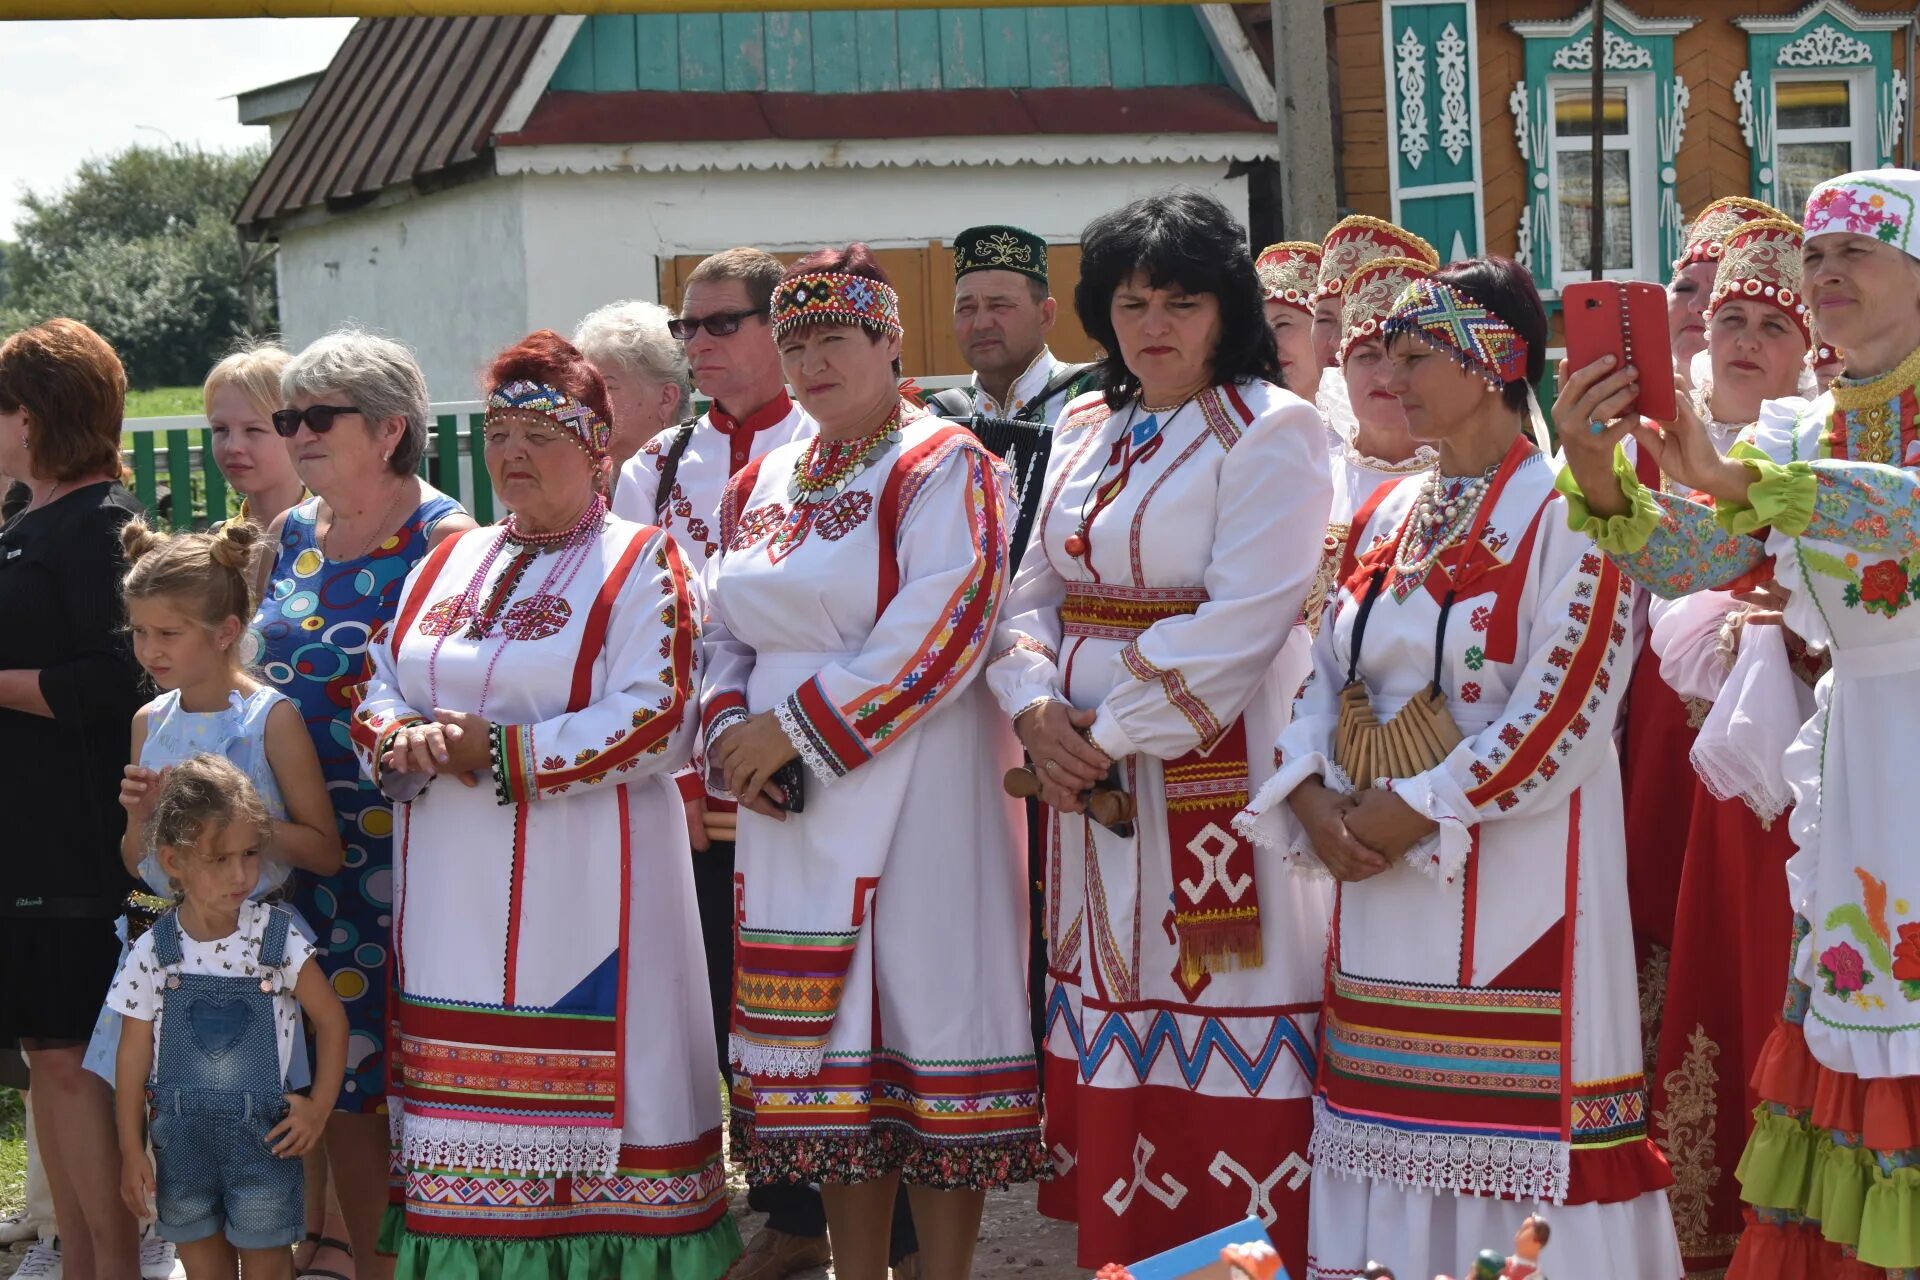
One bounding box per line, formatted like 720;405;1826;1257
1561;280;1677;423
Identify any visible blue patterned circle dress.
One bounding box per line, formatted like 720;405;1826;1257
249;492;463;1109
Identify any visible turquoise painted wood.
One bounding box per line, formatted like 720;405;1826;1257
806;12;860;92
723;13;768;90
1024;7;1072;88
765;11;813;91
680;13;726;91
548;6;1226;95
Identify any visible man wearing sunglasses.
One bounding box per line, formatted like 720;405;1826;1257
607;246;828;1280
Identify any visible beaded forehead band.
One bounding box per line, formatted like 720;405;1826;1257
1381;277;1531;388
771;271;903;342
486;380;612;459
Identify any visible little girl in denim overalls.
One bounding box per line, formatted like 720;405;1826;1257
110;754;348;1277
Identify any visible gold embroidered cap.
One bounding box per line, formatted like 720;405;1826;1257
1339;256;1436;364
1256;242;1322;311
1706;217;1809;343
1675;196;1787;274
1316;216;1439;301
953;225;1048;284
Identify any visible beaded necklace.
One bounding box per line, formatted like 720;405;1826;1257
425;495;606;715
788;406;903;505
1391;462;1499;597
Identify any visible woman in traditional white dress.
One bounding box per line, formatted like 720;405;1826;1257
349;331;739;1279
1558;168;1920;1280
1237;258;1682;1280
987;191;1333;1270
700;244;1040;1280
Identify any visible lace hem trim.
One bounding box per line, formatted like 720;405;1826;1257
390;1098;620;1177
729;1033;826;1081
773;698;838;784
1308;1096;1572;1202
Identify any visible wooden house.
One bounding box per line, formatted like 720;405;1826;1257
1327;0;1915;304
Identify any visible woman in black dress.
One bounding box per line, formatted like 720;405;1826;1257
0;319;146;1280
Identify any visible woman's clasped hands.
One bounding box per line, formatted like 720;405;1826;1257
1012;700;1111;814
381;709;493;787
1286;778;1439;883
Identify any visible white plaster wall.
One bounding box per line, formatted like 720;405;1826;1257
515;159;1252;327
274;179;530;401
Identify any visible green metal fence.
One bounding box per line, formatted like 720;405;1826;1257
123;406;495;530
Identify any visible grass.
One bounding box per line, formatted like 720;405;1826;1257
0;1088;22;1218
124;386;201;420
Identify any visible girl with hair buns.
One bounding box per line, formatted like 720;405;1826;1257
88;520;345;1076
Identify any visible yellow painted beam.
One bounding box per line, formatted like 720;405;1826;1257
8;0;1165;15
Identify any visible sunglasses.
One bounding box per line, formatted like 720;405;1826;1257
667;308;766;341
271;405;364;438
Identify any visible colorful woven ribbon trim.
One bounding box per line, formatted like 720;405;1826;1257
730;926;861;1079
487;379;612;458
1059;583;1207;641
771;271;904;341
1382;277;1531;388
1165;718;1262;986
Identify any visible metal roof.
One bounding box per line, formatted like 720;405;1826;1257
235;14;551;235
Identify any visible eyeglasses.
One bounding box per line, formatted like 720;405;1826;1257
667;308;766;341
271;405;364;438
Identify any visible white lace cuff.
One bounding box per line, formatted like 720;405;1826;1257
1384;765;1474;885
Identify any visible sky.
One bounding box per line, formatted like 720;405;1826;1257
0;17;356;238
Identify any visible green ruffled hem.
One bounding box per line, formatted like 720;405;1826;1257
379;1204;743;1280
1735;1106;1920;1268
1715;443;1816;538
1554;446;1662;554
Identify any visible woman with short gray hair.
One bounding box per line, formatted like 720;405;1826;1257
249;327;473;1280
574;299;691;478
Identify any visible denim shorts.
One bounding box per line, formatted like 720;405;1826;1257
150;1089;304;1250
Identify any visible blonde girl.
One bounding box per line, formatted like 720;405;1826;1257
203;345;305;528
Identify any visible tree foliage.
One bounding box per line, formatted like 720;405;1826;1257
1;144;276;388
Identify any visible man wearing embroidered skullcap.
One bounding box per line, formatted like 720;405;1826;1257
930;224;1098;432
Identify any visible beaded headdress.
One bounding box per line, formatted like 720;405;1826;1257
1255;241;1322;312
1381;277;1531;388
1706;217;1809;343
1674;196;1787;274
486;379;612;459
953;225;1048;284
1339;256;1435;364
771;271;904;342
1804;168;1920;261
1315;216;1439;301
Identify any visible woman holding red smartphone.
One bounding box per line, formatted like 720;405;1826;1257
1582;218;1818;1280
1558;167;1920;1279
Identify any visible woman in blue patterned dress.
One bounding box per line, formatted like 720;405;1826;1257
250;329;472;1280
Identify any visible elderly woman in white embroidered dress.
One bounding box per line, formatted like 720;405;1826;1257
350;331;737;1280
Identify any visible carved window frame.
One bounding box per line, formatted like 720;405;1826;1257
1733;0;1912;213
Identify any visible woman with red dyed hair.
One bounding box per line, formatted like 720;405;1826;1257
350;331;741;1278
